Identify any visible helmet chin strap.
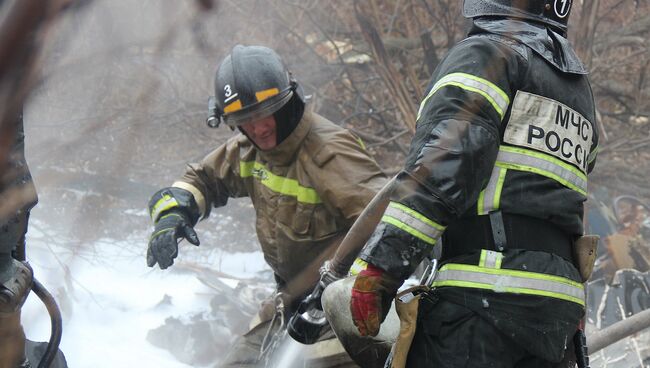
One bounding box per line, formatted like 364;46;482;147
237;126;266;150
273;93;305;145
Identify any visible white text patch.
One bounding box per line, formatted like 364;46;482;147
503;91;593;173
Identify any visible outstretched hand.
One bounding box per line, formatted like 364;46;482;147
147;211;200;270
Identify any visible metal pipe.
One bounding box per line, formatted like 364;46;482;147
587;308;650;353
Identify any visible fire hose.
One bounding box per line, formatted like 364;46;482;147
287;176;397;344
286;174;650;368
15;229;63;368
30;278;63;368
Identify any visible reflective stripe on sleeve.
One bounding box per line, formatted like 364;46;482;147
150;194;179;222
418;72;510;121
496;146;588;195
381;202;445;245
432;263;585;306
240;161;322;204
349;258;368;276
172;181;205;217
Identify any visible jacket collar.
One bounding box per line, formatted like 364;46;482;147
258;111;312;166
470;18;588;75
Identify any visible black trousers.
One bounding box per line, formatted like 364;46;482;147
405;295;577;368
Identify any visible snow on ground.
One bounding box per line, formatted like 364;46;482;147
21;217;269;367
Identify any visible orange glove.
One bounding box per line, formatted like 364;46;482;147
350;263;401;336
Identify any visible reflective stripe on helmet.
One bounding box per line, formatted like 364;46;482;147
432;262;585;306
223;99;243;114
216;45;298;127
255;88;280;102
418;72;510;121
239;161;322;204
381;202;445;245
223;88;293;127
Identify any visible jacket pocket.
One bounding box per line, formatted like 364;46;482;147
277;198;312;237
276;198;340;240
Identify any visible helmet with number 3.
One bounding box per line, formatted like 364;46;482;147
463;0;573;35
212;45;302;128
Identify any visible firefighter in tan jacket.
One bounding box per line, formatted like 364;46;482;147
146;45;387;366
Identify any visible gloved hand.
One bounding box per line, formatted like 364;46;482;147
350;263;401;336
147;210;200;269
147;187;201;269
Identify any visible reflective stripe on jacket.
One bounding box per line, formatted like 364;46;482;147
432;250;584;306
359;20;598;287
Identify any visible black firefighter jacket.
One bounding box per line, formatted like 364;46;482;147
357;19;599;361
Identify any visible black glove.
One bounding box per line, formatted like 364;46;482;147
147;210;200;269
147;187;201;269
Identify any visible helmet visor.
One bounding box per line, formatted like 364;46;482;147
222;87;294;127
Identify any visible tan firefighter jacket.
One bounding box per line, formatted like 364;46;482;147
172;111;387;286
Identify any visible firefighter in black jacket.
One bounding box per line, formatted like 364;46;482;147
349;0;599;366
0;111;37;368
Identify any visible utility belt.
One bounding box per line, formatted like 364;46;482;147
441;212;574;264
386;212;598;368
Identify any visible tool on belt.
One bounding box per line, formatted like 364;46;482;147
383;259;438;368
572;235;598;368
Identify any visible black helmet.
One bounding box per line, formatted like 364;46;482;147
211;45;300;128
463;0;573;34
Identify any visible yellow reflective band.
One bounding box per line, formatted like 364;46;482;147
418;72;510;121
349;258;368;276
381;202;445;245
381;215;436;245
224;99;243;114
497;146;587;195
255;87;280;102
494;168;507;210
354;136;366;150
477;192;485;215
479;250;487;267
433;279;585;306
479;249;503;269
150;227;173;240
495;254;503;269
151;194;179;221
477;167;507;215
239;161;322;204
432;263;585;306
388;202;445;231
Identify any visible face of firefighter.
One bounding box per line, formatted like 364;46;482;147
240;115;278;150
